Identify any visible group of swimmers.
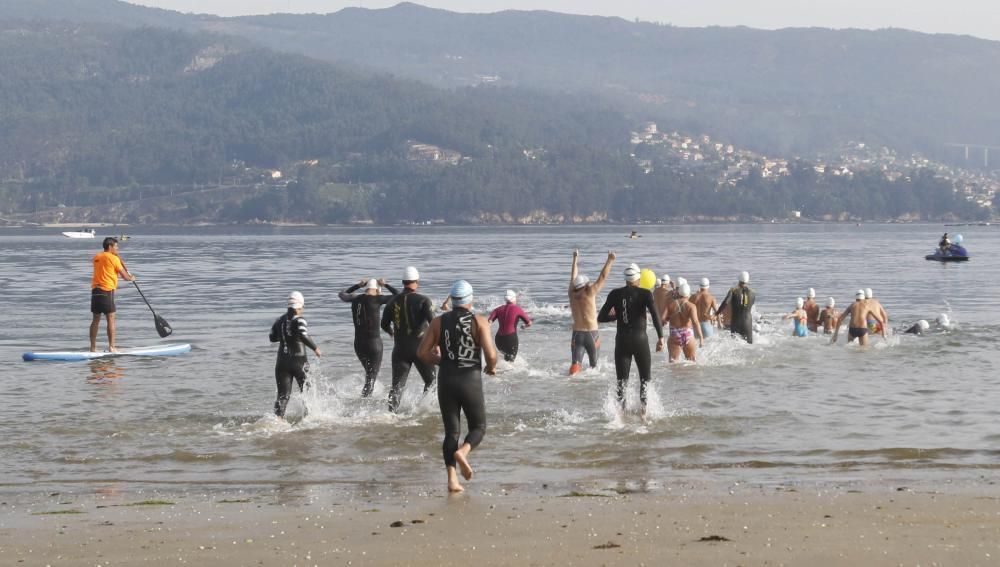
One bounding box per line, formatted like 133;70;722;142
86;236;950;493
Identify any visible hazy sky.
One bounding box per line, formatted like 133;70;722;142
130;1;1000;41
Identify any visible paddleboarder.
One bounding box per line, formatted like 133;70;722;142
89;237;134;353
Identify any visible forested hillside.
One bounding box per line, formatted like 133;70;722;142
0;10;991;224
7;0;1000;161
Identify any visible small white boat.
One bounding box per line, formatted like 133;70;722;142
61;229;96;238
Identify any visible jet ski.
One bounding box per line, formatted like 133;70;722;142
925;244;969;262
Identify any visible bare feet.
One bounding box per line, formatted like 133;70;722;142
108;346;119;353
455;451;473;481
447;467;464;493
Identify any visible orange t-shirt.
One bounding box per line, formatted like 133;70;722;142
91;251;125;291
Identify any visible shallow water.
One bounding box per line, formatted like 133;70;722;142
2;223;998;494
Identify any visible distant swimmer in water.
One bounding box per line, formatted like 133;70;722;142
692;277;718;339
783;297;809;337
381;266;436;413
488;290;532;362
831;290;886;347
269;291;321;418
627;230;641;239
817;297;839;334
598;264;665;416
417;280;498;493
340;277;399;398
936;313;954;331
803;288;820;333
718;271;756;344
568;249;616;375
864;288;889;335
903;320;931;335
664;282;703;362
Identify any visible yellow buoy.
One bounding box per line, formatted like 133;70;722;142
639;268;656;290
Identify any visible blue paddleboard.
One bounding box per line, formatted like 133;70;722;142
22;343;192;362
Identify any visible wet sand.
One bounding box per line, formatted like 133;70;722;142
3;481;998;566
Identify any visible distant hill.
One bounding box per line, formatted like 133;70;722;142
5;1;1000;160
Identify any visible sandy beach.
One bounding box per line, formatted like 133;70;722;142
3;480;998;566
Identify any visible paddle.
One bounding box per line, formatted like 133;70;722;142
132;280;173;338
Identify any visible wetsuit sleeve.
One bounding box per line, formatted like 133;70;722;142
718;289;732;313
488;307;500;322
419;296;434;326
645;292;663;338
597;290;616;323
517;306;531;325
269;317;281;343
380;298;395;336
383;283;399;296
339;283;362;302
295;317;318;351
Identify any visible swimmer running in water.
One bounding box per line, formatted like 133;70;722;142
803;288;820;333
381;266;436;413
488;290;532;362
664;282;703;362
817;297;839;334
568;249;616;375
417;280;498;493
864;288;889;336
782;297;809;337
597;264;665;417
831;290;886;347
269;291;321;418
340;278;399;398
718;271;756;344
692;277;718;339
652;274;673;327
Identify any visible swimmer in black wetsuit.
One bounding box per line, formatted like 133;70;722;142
718;271;756;344
340;278;399;398
597;263;665;416
381;266;436;412
269;291;321;418
417;280;498;493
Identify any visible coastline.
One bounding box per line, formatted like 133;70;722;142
3;479;998;566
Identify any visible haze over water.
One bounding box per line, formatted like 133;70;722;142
2;224;998;496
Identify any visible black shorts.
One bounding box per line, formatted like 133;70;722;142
848;327;868;339
91;288;116;315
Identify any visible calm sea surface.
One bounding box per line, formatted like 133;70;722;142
2;224;998;495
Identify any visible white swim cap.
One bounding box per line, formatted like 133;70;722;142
796;297;804;308
403;266;420;281
864;288;873;299
366;278;379;290
855;289;865;300
918;320;930;331
624;264;640;282
679;283;691;297
739;271;750;284
808;287;815;298
700;277;710;289
504;289;517;302
954;234;963;245
287;291;304;309
450;280;474;304
826;297;835;308
936;313;951;327
676;277;688;289
573;275;590;290
660;274;670;285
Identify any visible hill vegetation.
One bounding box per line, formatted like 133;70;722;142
0;8;992;224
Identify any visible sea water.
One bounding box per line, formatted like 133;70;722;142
1;224;998;495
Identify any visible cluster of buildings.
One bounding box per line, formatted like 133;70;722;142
630;123;998;209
